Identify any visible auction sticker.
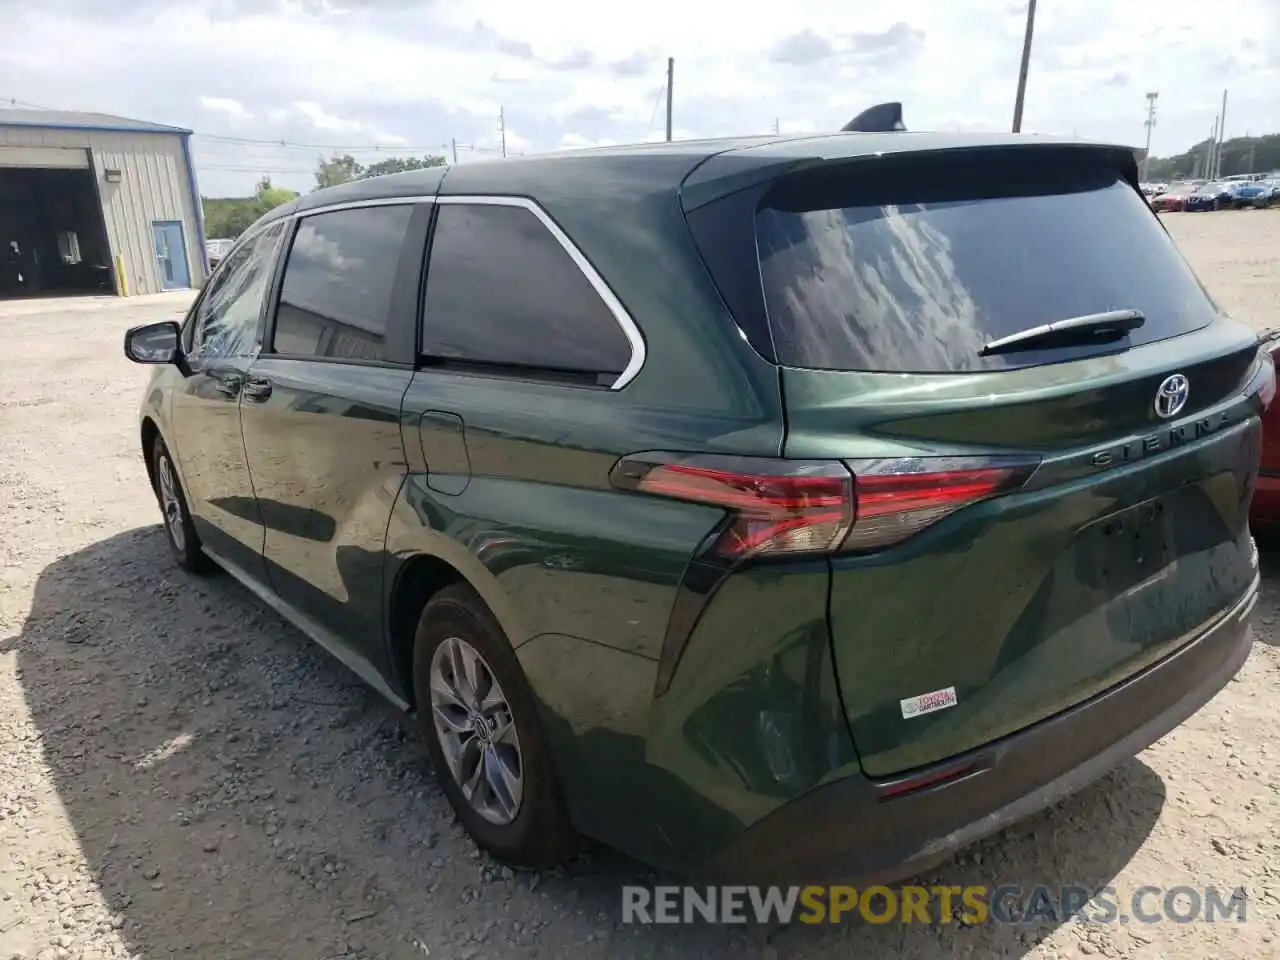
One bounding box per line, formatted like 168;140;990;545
900;686;958;719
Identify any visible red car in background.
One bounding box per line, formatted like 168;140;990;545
1150;183;1199;212
1251;330;1280;534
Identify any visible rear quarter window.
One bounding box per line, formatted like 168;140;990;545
756;160;1220;373
420;202;635;385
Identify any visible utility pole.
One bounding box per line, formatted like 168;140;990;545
1208;117;1219;179
665;57;674;142
1201;118;1218;179
773;117;780;135
450;138;457;165
1011;0;1037;132
1141;91;1158;180
1214;89;1228;178
1211;119;1220;178
1208;114;1221;180
498;106;507;158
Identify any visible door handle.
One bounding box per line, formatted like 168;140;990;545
242;376;273;403
212;374;242;397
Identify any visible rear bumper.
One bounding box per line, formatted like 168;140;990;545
706;572;1258;886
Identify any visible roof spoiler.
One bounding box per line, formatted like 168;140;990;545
840;102;905;133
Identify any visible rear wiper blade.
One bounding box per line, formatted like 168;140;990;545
979;309;1146;357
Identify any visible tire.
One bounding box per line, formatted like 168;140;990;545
151;437;214;574
413;583;576;868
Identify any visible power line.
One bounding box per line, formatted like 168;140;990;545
194;137;513;158
2;96;57;110
197;141;510;176
199;164;317;174
195;142;505;164
647;83;666;132
194;133;449;153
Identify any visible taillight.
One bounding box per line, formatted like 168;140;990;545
1258;338;1279;411
610;453;1037;559
610;454;854;560
844;458;1036;551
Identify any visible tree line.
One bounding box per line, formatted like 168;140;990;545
202;152;447;240
1145;132;1280;181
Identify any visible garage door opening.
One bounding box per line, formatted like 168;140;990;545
0;163;115;299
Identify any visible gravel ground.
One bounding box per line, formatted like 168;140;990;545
1;211;1278;960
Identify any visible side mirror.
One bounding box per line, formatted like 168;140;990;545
124;320;181;365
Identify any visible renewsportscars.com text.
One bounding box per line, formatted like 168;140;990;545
621;884;1248;926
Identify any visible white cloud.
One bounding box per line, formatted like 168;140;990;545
557;133;618;151
199;96;252;121
779;119;818;135
294;100;363;134
1;0;1276;195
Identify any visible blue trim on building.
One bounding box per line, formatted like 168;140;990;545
0;120;193;136
180;133;209;279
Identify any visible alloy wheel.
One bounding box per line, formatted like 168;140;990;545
157;454;186;553
428;636;524;824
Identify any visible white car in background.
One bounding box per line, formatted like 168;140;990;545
206;238;234;270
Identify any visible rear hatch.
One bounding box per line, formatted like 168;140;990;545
694;144;1267;777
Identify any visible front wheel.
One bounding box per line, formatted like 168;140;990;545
151;438;213;574
413;584;576;868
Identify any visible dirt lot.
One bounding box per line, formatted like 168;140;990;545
1;211;1278;960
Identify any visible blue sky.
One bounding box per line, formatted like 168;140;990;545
2;0;1276;196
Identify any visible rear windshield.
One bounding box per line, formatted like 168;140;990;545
755;159;1219;373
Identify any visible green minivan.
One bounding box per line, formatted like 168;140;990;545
124;128;1269;884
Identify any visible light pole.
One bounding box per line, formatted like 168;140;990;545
1011;0;1037;132
1141;92;1158;179
665;58;674;142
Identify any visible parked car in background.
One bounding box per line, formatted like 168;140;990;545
1226;181;1275;209
1184;182;1235;211
1247;181;1279;209
1150;182;1198;212
122;130;1269;885
1250;330;1280;535
206;238;234;270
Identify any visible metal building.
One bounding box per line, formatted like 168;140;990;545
0;108;207;298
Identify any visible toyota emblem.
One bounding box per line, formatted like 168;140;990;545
1154;373;1190;419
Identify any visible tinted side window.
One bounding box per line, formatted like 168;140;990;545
271;205;415;362
420;203;632;380
189;222;285;359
